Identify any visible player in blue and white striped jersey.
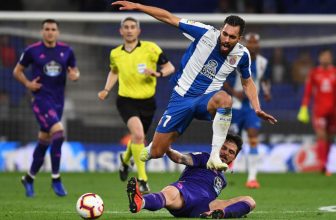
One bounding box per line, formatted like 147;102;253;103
112;1;277;171
224;33;271;189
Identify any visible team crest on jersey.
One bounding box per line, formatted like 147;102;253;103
213;176;224;195
229;55;237;65
43;60;62;77
201;60;218;79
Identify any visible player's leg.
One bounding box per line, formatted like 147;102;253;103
119;140;132;181
49;122;67;196
200;196;256;218
21;100;52;197
246;127;261;188
206;90;232;170
312;115;329;173
21;131;50;197
127;116;149;193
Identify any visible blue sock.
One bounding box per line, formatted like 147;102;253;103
224;201;251;218
29;139;50;176
143;192;166;211
50;131;64;175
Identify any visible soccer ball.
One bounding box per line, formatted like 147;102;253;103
76;193;104;219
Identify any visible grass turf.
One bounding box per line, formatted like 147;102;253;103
0;172;335;219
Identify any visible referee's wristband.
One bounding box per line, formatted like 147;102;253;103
158;71;163;77
104;89;110;93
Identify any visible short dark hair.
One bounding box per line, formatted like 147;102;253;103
121;17;140;28
225;133;243;156
41;19;59;28
224;15;245;36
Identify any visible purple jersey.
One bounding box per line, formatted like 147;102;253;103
19;41;76;105
179;152;227;198
169;152;227;217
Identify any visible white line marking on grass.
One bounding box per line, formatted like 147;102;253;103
319;206;336;212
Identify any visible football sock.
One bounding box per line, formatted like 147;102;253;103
131;142;148;181
29;139;50;176
50;131;64;175
122;140;132;165
211;108;232;158
25;173;35;183
223;201;251;218
143;192;166;211
247;146;259;181
317;139;329;169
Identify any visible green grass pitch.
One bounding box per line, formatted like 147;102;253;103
1;172;335;219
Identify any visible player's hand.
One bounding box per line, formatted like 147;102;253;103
67;67;80;81
98;90;109;100
297;106;309;123
111;1;138;11
255;109;277;124
144;68;160;77
25;76;42;92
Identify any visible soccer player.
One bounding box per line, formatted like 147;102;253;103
223;33;271;188
111;1;276;171
297;48;336;176
13;19;80;197
126;133;256;218
98;17;175;193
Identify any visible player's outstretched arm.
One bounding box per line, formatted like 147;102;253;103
242;77;277;124
112;1;181;27
166;148;194;166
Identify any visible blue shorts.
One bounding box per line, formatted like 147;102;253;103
168;181;213;217
156;91;217;134
31;98;63;132
231;107;261;134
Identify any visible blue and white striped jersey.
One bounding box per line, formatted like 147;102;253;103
170;18;251;97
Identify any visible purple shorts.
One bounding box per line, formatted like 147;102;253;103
31;98;63;132
168;181;213;217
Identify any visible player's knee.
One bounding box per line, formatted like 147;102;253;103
213;91;232;108
131;132;145;144
243;196;256;210
150;145;166;158
248;137;259;147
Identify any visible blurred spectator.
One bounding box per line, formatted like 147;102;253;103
215;0;238;13
291;51;314;88
270;48;290;84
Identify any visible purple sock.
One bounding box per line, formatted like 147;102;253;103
50;131;64;175
29;139;50;176
143;192;166;211
224;201;251;218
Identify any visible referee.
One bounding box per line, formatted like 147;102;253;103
98;17;175;193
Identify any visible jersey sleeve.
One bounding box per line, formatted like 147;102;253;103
67;47;76;67
301;69;314;106
148;42;163;64
178;18;212;41
109;50;117;72
189;152;210;168
237;51;251;79
19;47;33;67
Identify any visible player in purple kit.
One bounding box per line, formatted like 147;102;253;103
126;133;255;218
13;19;80;197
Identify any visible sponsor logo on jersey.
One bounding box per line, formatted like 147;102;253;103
213;176;224;195
43;60;62;77
201;59;218;79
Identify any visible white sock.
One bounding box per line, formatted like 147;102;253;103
247;153;259;181
211;108;232;159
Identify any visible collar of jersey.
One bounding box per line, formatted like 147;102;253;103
121;41;141;53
